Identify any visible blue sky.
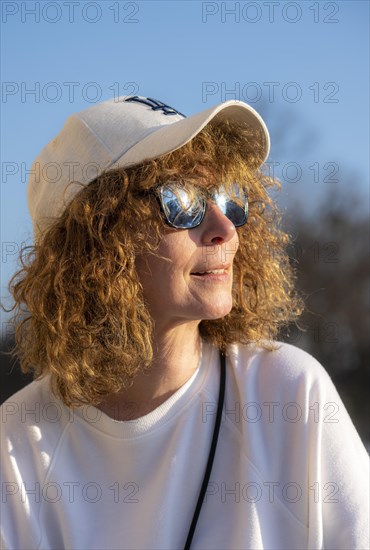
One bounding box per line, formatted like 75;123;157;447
1;0;369;322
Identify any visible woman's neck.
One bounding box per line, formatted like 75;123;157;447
97;322;202;421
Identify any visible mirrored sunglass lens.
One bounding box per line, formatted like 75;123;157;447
159;186;205;229
224;200;248;227
214;185;248;227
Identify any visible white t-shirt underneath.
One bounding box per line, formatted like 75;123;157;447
1;341;369;549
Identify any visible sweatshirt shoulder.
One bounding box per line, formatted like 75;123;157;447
1;375;59;425
227;341;335;403
231;340;328;376
2;375;50;408
1;376;71;455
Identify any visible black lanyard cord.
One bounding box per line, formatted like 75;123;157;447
183;351;226;550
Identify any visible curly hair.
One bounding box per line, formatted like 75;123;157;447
6;119;303;407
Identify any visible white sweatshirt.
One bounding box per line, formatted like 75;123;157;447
1;341;369;550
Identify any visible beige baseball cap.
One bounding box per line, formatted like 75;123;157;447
27;96;270;240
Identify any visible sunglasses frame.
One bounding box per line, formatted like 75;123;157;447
155;182;249;230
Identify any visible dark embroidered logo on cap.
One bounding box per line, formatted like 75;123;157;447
124;96;186;118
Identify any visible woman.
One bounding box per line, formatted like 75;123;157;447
1;96;368;549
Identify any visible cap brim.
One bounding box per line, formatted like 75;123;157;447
115;100;270;170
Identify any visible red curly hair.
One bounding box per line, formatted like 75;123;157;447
6;119;303;407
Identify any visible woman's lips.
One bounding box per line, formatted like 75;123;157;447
190;268;229;281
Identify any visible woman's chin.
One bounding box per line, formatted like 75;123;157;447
199;298;233;321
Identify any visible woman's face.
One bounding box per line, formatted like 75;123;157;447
136;196;239;331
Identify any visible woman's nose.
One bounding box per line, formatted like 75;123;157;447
199;201;237;245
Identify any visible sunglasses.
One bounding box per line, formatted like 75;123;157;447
156;182;249;229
